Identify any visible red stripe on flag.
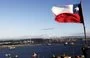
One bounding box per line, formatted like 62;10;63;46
55;13;81;23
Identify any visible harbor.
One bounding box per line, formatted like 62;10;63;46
0;38;87;58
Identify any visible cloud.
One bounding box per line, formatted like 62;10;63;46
41;27;55;30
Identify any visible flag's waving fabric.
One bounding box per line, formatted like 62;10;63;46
51;3;83;23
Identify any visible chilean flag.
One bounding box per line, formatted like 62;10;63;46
51;3;83;23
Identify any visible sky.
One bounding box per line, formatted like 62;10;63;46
0;0;90;39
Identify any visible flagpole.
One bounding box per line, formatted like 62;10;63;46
82;19;87;58
80;0;88;58
80;0;87;46
82;20;87;46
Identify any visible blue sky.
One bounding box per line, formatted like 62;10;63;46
0;0;90;39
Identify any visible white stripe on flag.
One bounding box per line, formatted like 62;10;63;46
51;5;73;15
